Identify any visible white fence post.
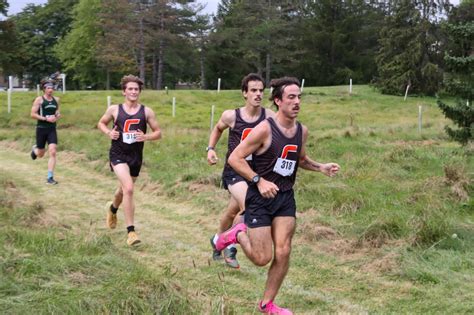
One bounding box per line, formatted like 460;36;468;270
404;84;410;101
217;78;221;93
107;96;111;108
418;105;422;133
172;97;176;118
37;84;40;96
7;76;13;114
349;78;353;95
301;79;305;92
61;73;66;94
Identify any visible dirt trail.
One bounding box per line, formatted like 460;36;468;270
0;145;368;314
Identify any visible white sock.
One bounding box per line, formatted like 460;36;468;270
213;234;219;245
227;244;235;249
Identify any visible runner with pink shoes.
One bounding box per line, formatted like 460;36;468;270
215;77;340;314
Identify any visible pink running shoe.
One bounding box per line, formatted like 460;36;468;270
215;223;247;251
258;300;293;315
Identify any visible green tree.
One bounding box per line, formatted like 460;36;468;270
0;1;23;75
55;0;103;88
374;0;445;95
206;0;297;88
294;0;384;86
437;1;474;145
13;0;79;86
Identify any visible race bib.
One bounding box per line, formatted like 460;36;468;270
122;132;137;144
273;158;296;177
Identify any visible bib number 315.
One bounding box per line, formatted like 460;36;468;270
122;132;137;144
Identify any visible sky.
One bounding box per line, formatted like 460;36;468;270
6;0;462;16
6;0;220;16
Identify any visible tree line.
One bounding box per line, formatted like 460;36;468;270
0;0;472;97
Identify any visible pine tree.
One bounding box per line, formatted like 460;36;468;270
437;1;473;145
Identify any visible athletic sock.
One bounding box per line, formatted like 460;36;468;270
47;171;53;179
227;244;236;249
213;234;219;245
127;225;135;233
110;204;118;214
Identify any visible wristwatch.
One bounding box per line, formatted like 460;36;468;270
206;146;215;152
251;174;261;184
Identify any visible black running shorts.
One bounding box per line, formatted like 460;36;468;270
244;185;296;228
222;170;247;190
36;127;57;149
109;150;142;177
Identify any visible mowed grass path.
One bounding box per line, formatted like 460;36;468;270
0;86;472;313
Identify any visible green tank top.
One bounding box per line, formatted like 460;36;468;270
37;96;58;128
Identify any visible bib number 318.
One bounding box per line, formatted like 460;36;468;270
273;158;295;177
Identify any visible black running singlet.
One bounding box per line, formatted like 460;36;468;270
252;118;303;192
223;108;267;175
110;104;147;155
37;96;58;128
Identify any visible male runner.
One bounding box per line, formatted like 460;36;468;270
216;77;340;314
97;74;161;246
207;73;275;268
30;81;61;184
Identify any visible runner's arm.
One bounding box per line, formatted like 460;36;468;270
207;110;234;165
141;107;161;141
97;105;119;140
229;121;279;198
31;97;47;122
54;96;61;119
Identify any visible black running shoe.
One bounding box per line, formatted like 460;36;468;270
210;236;222;260
223;247;240;269
31;145;37;160
46;177;58;185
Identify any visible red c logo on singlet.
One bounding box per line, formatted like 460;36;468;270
241;128;253;142
123;119;140;132
281;145;298;159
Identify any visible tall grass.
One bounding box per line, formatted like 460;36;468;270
0;85;472;313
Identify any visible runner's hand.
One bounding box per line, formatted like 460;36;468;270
108;126;119;140
257;178;279;199
321;163;340;177
135;129;146;142
207;150;218;165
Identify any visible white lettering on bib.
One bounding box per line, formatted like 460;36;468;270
273;158;296;177
122;132;137;144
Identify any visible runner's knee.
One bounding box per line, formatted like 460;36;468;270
122;184;134;196
274;243;292;261
49;147;57;157
253;252;272;266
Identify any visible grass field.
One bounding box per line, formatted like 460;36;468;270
0;85;472;314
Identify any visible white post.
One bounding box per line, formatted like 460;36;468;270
418;105;422;133
7;89;11;114
210;105;215;131
217;78;221;93
8;76;13;114
107;96;111;108
172;97;176;118
37;84;40;96
301;79;305;92
404;84;410;101
349;78;353;95
165;86;168;95
61;73;66;94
